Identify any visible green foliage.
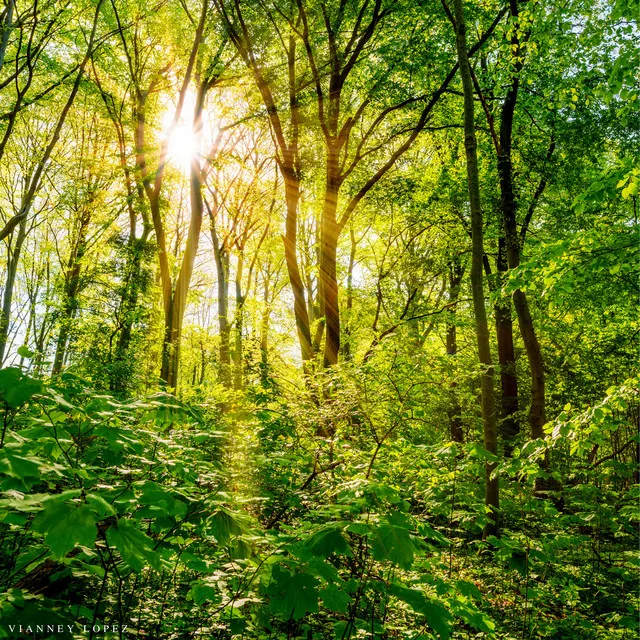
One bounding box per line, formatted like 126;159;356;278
0;0;637;637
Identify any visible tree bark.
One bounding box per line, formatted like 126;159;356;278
497;0;546;441
446;259;464;444
209;208;232;387
259;268;270;381
340;225;357;359
283;169;314;363
453;0;499;537
0;217;27;365
52;209;91;375
493;239;520;455
161;80;208;389
0;0;13;72
320;145;342;366
233;251;245;390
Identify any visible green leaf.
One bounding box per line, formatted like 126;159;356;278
455;579;482;601
304;526;352;559
390;584;452;639
267;564;319;621
135;480;187;518
508;550;528;576
86;493;116;517
371;521;416;569
208;508;243;545
17;346;34;359
32;501;97;558
0;368;43;408
334;620;349;640
0;448;43;480
106;519;163;572
188;580;222;606
320;583;350;613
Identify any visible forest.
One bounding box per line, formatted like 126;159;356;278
0;0;638;638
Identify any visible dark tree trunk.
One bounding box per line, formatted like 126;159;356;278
494;239;520;455
320;146;342;367
259;271;270;380
496;1;546;441
453;0;499;538
340;226;357;359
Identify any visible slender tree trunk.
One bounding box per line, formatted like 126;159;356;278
162;84;207;390
446;260;464;443
52;210;91;375
282;167;314;363
259;272;270;380
0;0;104;243
234;252;245;390
340;225;357;360
0;0;13;72
453;0;499;537
210;215;231;387
500;165;546;439
0;217;27;365
496;1;546;441
111;227;151;392
493;239;520;455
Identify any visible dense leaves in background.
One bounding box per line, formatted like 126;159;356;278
0;0;637;638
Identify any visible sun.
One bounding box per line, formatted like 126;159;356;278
161;89;200;175
166;123;199;174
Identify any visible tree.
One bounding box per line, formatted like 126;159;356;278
107;0;224;387
0;0;105;362
452;0;499;537
215;0;505;368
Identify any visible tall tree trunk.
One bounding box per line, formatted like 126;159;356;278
320;146;342;367
0;217;27;365
52;210;91;375
282;167;314;363
110;213;152;391
0;0;13;71
340;225;357;360
99;77;153;393
493;239;520;455
497;1;546;441
446;259;464;444
234;252;245;390
162;82;207;389
209;211;231;387
259;271;270;380
453;0;499;537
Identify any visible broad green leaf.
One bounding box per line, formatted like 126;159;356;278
106;519;163;572
208;508;243;545
390;584;452;639
304;526;352;559
32;501;97;558
455;579;482;601
320;583;350;613
372;522;416;569
17;346;34;359
134;480;187;518
267;564;319;621
0;448;43;480
188;580;222;606
0;368;43;408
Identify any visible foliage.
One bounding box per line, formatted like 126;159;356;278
0;0;637;638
